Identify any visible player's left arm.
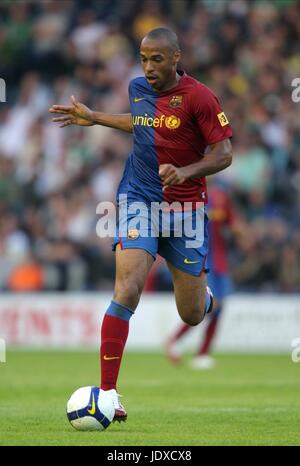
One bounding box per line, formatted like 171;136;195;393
159;138;232;191
160;85;233;190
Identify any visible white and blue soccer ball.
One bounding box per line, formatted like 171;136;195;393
66;386;115;431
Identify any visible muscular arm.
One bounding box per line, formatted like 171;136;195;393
182;138;232;179
49;95;133;133
91;111;133;133
159;139;232;190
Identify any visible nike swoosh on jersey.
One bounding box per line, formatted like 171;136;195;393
134;97;145;102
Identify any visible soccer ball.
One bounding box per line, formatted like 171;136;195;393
66;386;115;431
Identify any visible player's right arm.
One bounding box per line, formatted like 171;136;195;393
49;95;133;133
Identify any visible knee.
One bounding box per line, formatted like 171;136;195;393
179;306;205;326
181;314;204;326
114;278;143;311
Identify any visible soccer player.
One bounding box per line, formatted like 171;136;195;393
165;179;241;369
49;28;233;422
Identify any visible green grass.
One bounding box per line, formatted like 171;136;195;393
0;351;299;446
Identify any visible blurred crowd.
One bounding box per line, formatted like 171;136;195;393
0;0;299;293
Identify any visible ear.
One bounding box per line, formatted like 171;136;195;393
173;50;181;65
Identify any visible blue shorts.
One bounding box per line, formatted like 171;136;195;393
112;202;209;277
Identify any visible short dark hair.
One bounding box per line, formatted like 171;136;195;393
143;28;180;51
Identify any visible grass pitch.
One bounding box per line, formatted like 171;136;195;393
0;350;299;446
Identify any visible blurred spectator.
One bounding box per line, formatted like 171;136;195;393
8;252;44;292
70;9;107;63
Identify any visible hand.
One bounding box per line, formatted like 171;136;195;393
49;95;94;127
159;164;187;191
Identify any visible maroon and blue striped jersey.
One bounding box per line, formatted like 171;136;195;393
117;70;232;206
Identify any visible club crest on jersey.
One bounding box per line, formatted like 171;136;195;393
169;95;183;108
128;229;140;240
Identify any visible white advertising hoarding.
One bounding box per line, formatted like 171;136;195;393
0;293;299;352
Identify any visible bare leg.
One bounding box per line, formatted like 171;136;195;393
113;245;155;310
100;245;154;420
167;262;208;326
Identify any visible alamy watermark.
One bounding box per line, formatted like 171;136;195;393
0;78;6;102
0;338;6;363
291;338;300;363
291;78;300;103
96;194;205;248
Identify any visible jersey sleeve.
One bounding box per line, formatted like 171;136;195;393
192;84;233;145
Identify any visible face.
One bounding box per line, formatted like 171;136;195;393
140;38;181;92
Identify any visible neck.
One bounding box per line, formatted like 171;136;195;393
159;71;181;93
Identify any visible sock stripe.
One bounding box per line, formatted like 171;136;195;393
106;300;134;321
